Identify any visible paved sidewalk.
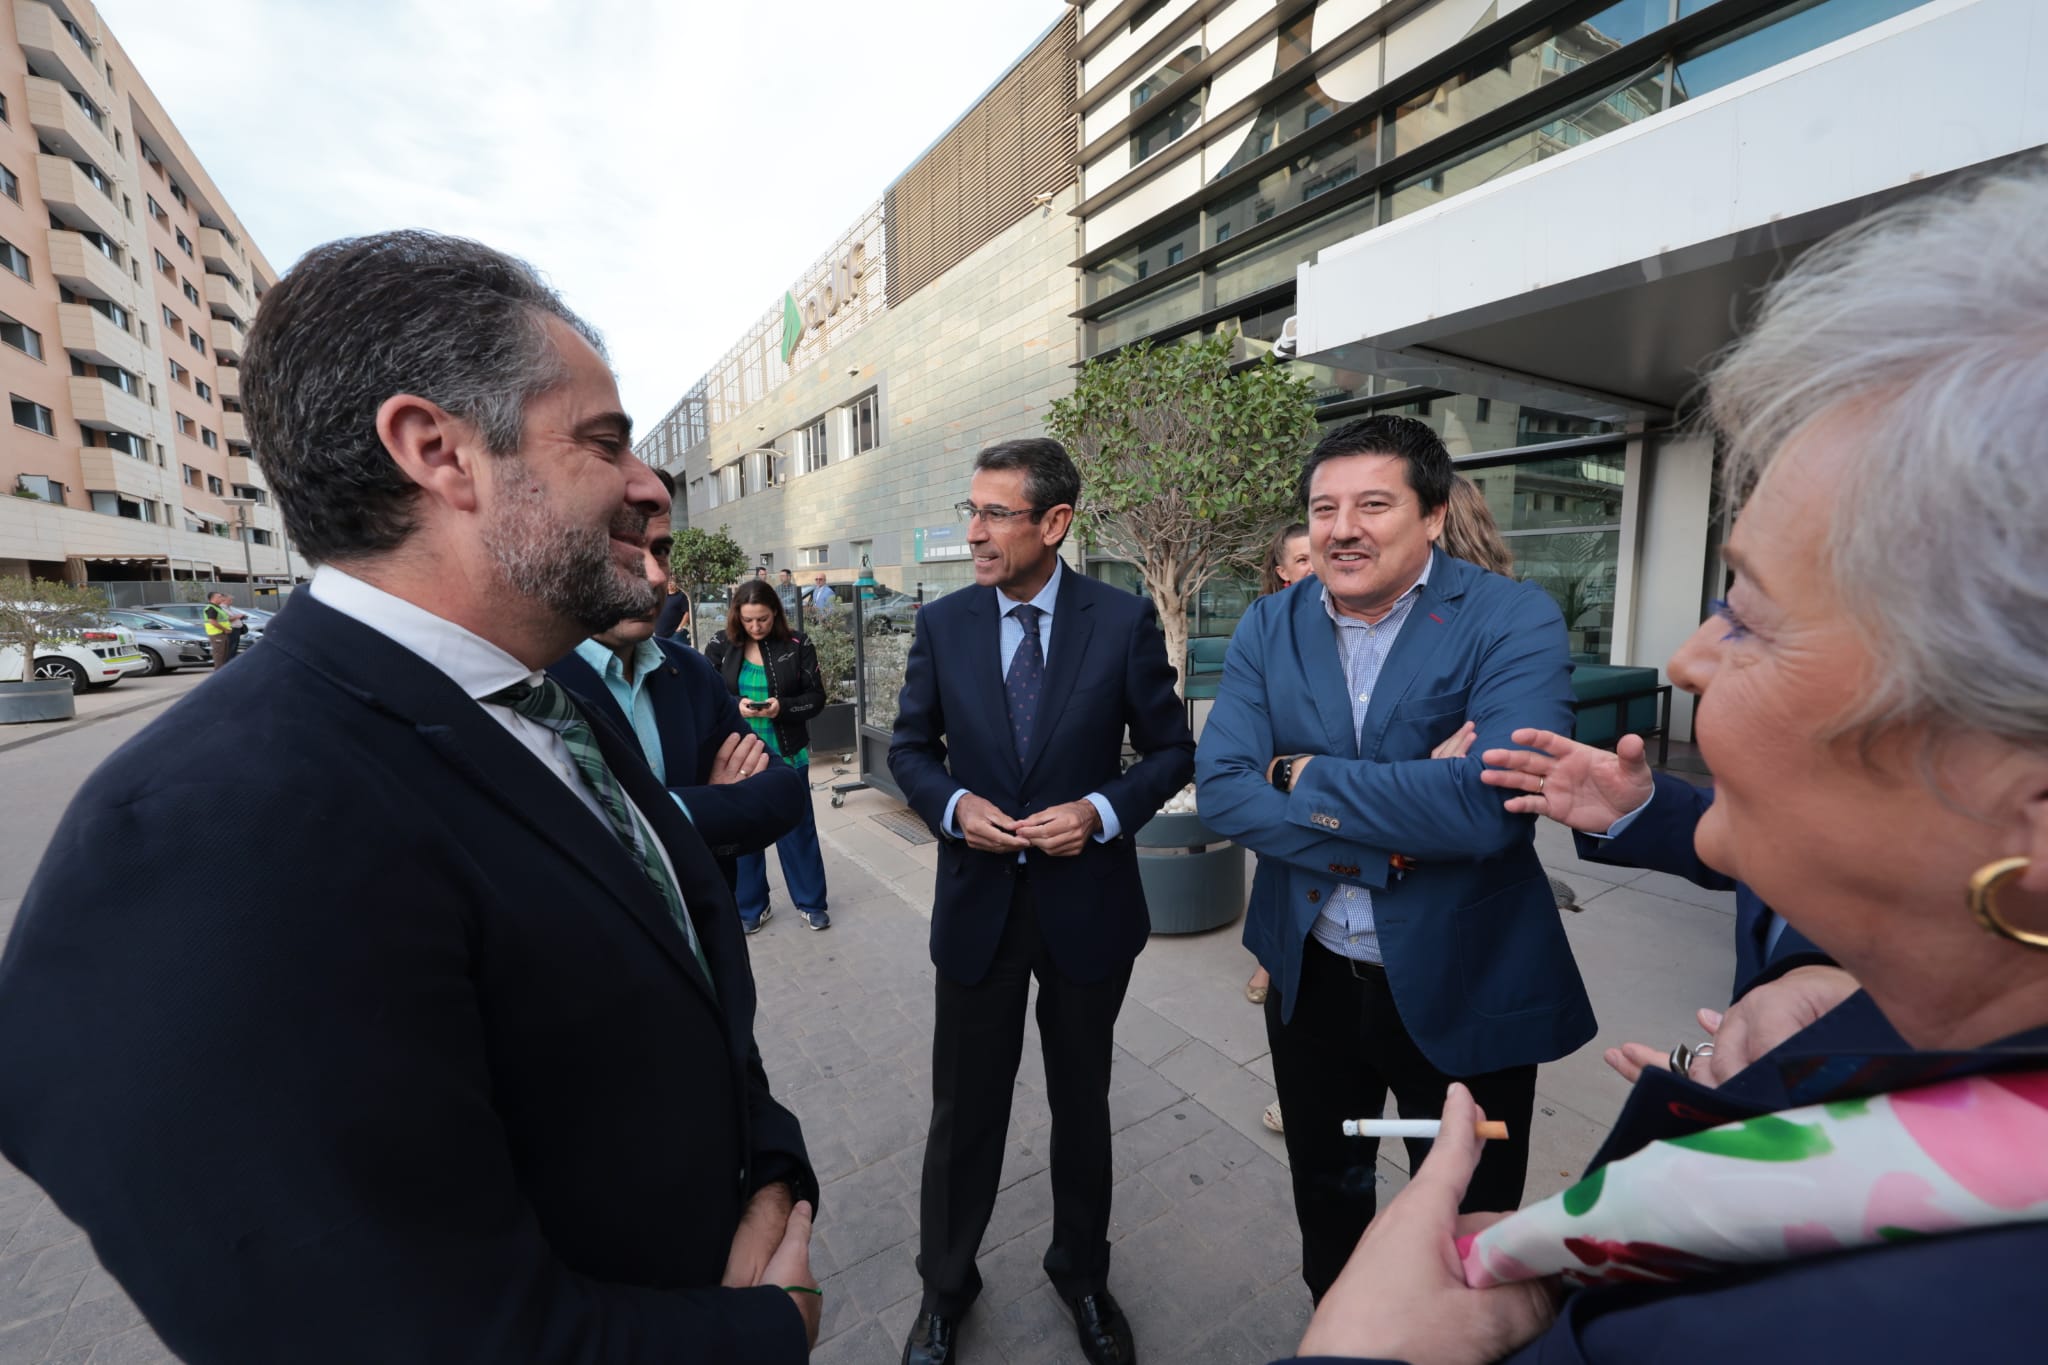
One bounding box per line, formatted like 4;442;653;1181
0;745;1736;1363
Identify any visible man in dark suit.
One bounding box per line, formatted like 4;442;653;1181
889;438;1194;1365
0;232;820;1363
550;511;806;888
1196;415;1594;1304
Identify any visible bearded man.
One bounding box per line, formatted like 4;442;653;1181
0;233;820;1364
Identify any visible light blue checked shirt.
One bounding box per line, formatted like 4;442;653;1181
1312;554;1433;964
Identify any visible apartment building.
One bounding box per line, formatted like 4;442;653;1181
1;0;289;589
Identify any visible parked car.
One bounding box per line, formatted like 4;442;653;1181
1;624;140;693
142;601;267;645
859;585;920;634
102;609;214;675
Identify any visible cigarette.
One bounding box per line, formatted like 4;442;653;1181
1340;1119;1510;1140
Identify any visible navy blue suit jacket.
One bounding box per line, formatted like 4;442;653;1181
548;636;806;881
888;568;1195;986
1197;551;1595;1078
0;594;816;1364
1573;773;1825;999
1272;998;2040;1365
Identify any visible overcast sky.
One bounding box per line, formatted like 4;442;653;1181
99;0;1066;432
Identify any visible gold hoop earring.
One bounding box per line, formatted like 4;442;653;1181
1969;857;2048;949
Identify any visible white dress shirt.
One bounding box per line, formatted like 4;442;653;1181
308;567;705;961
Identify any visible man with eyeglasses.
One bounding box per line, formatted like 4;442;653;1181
890;438;1194;1365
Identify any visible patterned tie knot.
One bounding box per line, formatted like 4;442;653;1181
1011;603;1042;636
485;677;578;731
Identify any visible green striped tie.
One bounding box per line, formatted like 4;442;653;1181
487;678;713;989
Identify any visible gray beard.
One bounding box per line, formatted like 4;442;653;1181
483;471;658;634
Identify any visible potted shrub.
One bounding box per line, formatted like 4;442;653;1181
1047;330;1319;933
0;576;110;724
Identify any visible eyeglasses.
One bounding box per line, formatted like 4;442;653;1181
955;501;1048;525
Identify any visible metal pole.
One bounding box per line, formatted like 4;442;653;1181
238;507;254;588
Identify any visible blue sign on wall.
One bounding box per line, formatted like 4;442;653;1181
913;524;971;563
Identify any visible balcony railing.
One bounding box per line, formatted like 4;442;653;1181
23;75;118;173
46;228;134;305
68;373;152;436
57;301;145;373
35;153;124;242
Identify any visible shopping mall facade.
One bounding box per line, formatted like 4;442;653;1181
640;0;2043;739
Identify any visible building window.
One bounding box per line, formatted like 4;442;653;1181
201;428;218;450
1130;47;1204;112
16;473;61;501
190;330;205;355
169;358;190;386
196;379;212;402
105;430;143;458
183;463;200;486
0;162;17;204
797;416;829;474
232;484;267;504
182;280;200;307
206;473;224;493
176;413;196;437
798;545;829;567
89;491;149;520
718;464;743;504
850;391;878;454
11;396;56;436
176;229;194;257
0;314;43;360
170;181;188;209
248;527;274;546
0;91;8;124
1;238;30;281
147;194;168;225
155;249;174;277
162;304;180;328
1131;92;1202;164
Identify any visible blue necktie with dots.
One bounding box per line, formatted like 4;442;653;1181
1004;604;1044;763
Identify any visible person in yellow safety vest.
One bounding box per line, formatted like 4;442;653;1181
203;591;245;670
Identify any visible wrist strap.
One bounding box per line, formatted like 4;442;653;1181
781;1285;824;1297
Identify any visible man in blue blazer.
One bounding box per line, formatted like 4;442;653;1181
890;439;1194;1365
550;514;806;889
1197;415;1593;1304
0;233;820;1362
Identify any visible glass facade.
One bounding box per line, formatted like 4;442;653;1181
1206;122;1375;248
1672;0;1931;103
1464;449;1626;661
1387;67;1664;221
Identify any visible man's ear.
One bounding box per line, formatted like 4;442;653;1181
1041;504;1075;548
377;393;484;514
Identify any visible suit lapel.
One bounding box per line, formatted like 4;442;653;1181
1293;581;1361;759
1022;568;1094;782
963;587;1023;786
1357;549;1462;759
267;597;719;1009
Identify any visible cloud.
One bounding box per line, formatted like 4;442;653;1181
98;0;1065;426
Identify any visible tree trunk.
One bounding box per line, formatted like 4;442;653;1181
1143;563;1192;700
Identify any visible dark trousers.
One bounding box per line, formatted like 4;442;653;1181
918;878;1131;1316
209;636;231;669
733;764;828;917
1266;940;1537;1303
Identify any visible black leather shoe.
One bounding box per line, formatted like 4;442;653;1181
1065;1291;1135;1365
902;1309;960;1365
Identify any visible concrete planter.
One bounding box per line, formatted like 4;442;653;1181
0;679;77;724
1136;809;1246;935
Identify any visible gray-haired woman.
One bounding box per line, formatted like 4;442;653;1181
1278;166;2048;1364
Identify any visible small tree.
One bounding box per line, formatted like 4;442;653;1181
0;576;110;684
1046;330;1320;694
667;524;749;603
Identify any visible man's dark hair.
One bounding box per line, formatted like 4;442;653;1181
653;467;675;499
1297;415;1453;513
974;438;1081;516
240;230;605;565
